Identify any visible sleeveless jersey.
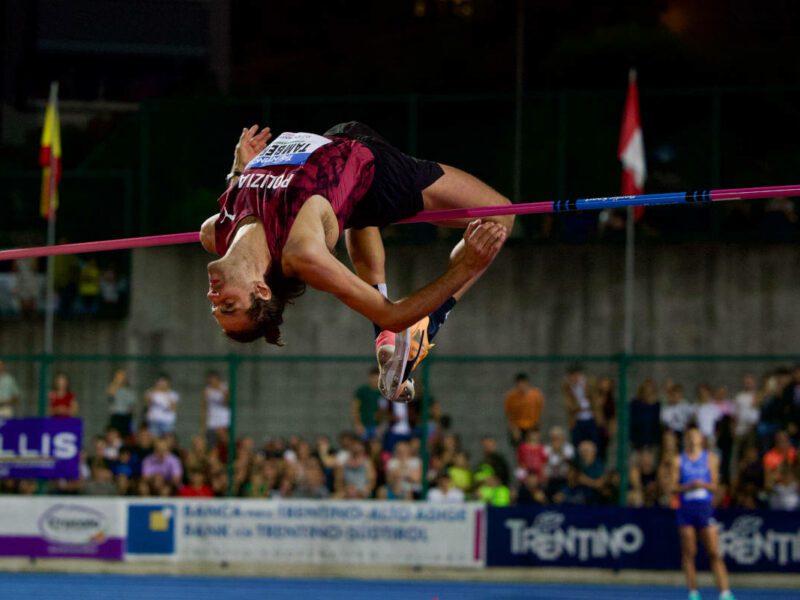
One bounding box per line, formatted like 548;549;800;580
679;450;712;504
214;132;375;262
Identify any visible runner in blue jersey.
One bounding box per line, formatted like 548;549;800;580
671;425;734;600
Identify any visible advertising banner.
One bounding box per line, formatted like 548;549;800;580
0;418;81;479
127;499;484;567
0;497;125;560
486;505;800;572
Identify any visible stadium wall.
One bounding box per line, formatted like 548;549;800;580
1;241;799;454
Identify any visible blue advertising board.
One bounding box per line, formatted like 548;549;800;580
487;505;800;572
0;418;81;479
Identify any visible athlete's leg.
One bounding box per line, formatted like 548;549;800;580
679;526;699;593
421;164;515;230
345;227;385;285
700;525;732;595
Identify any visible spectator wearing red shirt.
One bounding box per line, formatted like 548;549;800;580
179;470;214;497
764;430;797;491
516;429;547;481
48;372;78;417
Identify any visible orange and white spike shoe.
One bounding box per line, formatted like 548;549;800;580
377;317;434;402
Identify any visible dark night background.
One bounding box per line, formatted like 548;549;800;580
0;0;799;247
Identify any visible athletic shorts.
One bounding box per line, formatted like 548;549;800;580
324;121;445;229
676;502;716;530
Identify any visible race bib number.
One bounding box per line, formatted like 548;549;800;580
246;132;331;169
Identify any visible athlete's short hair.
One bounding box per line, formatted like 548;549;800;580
225;267;306;346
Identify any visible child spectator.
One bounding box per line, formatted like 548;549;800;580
516;429;548;481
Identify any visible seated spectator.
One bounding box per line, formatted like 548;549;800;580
661;383;693;435
576;440;606;503
733;444;765;509
179;470;214;498
630;379;661;451
427;473;465;503
295;461;330;499
628;448;659;507
104;428;123;462
115;473;131;496
82;464;117;496
516;471;547;506
545;426;575;498
764;431;797;491
473;436;510;488
553;463;590;505
516;429;547;482
113;447;137;479
768;463;800;511
335;439;375;499
448;451;473;493
386;440;422;498
142;438;183;488
0;360;21;418
477;473;511;506
183;435;210;475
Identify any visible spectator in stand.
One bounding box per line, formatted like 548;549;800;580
732;374;760;474
104;427;123;462
82;464;117;496
0;361;20;418
515;429;547;482
179;470;214;497
553;463;590;505
142;438;183;489
106;369;136;437
576;440;606;504
630;378;662;451
768;463;800;511
183;435;210;475
202;370;230;447
427;472;465;503
386;440;422;499
563;365;599;447
594;375;616;462
713;385;736;483
144;373;179;437
661;383;694;437
315;435;339;490
658;431;681;508
757;370;790;453
516;471;548;506
384;401;412;452
782;365;800;438
733;445;764;509
131;426;154;468
503;373;545;446
477;473;510;506
763;430;797;488
448;451;473;493
48;372;78;417
77;259;101;314
544;426;575;498
695;383;720;445
336;438;375;499
628;448;659;507
474;436;510;488
295;461;330;499
351;366;386;441
53;248;79;317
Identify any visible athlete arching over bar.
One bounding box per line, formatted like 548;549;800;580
200;122;512;400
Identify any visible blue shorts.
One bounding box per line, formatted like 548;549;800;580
676;501;715;530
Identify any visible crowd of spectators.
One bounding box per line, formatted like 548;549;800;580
0;361;798;512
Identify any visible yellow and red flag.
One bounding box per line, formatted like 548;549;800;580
39;82;61;220
618;69;647;220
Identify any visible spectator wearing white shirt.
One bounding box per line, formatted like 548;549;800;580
427;472;464;503
144;373;179;437
0;361;20;419
695;383;720;445
545;426;575;497
661;383;694;435
202;370;230;447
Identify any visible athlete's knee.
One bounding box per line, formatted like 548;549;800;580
682;548;697;562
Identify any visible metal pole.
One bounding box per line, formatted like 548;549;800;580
512;0;525;202
44;216;56;355
419;358;432;498
226;353;239;496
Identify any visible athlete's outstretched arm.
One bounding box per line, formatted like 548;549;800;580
286;220;506;332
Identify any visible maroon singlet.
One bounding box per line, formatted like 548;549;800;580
214;131;375;262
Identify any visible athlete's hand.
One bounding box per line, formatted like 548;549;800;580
233;125;272;170
459;219;507;276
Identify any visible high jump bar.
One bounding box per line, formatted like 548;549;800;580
1;184;798;262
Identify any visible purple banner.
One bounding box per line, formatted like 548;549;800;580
0;418;81;479
0;535;124;560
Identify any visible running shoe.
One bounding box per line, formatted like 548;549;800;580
377;317;435;402
687;592;701;600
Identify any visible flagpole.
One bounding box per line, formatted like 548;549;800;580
43;82;59;357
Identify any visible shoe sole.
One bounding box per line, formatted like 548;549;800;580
378;328;411;401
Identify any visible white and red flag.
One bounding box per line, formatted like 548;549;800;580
618;69;646;220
